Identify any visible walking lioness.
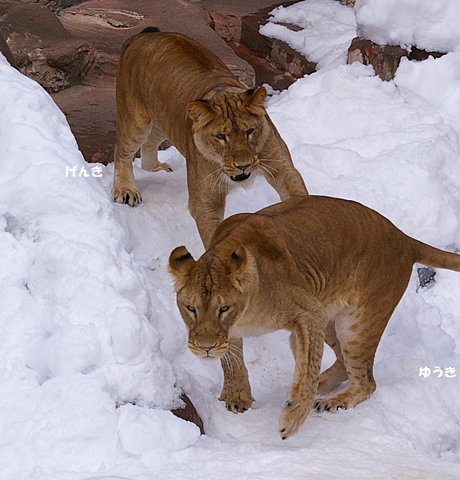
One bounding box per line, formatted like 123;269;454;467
112;29;307;247
169;195;460;439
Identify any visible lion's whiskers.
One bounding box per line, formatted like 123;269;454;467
198;165;224;186
261;162;278;174
260;158;283;164
210;171;223;194
260;164;276;183
225;344;244;369
179;340;189;356
221;351;234;376
211;171;227;196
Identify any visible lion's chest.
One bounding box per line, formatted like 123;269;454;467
230;313;279;338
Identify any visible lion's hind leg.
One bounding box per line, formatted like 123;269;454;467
316;318;348;395
313;308;391;413
141;123;173;173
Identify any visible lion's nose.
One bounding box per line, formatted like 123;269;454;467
199;343;217;354
236;163;251;172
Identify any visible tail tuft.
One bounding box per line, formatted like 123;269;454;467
141;27;161;34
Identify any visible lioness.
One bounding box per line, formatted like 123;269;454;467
169;195;460;439
112;29;307;248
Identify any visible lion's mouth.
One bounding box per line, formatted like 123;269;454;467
230;172;251;182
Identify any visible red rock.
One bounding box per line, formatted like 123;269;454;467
171;394;205;435
0;27;18;69
347;37;407;81
347;37;445;81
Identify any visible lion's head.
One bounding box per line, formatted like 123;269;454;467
186;87;271;182
169;245;256;358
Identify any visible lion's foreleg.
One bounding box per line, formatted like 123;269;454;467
219;338;253;413
112;110;151;206
113;142;143;206
263;158;308;200
279;304;327;439
259;132;308;199
187;173;227;248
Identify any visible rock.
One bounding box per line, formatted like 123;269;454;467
58;0;256;86
201;1;317;90
171;393;205;435
0;27;18;69
52;84;117;164
0;2;97;91
347;37;445;81
417;266;436;291
8;0;87;13
347;37;408;81
20;40;96;92
239;12;316;85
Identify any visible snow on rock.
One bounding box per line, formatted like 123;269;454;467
117;403;200;454
260;0;357;69
355;0;460;53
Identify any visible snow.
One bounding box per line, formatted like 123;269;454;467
261;0;460;66
2;1;460;478
260;0;356;69
354;0;460;53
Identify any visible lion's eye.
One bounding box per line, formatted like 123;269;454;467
216;133;226;141
187;306;196;313
246;128;254;136
220;306;230;313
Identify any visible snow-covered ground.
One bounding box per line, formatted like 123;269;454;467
2;1;460;478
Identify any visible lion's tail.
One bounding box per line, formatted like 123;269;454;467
414;239;460;272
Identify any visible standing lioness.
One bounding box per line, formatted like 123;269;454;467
112;29;307;248
169;196;460;439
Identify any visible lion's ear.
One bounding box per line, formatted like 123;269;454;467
241;87;267;109
187;100;214;124
169;246;195;291
229;246;256;293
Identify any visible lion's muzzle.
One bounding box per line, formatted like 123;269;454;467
228;160;256;182
189;338;229;359
230;172;251;182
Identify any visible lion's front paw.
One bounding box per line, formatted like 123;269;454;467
279;401;308;440
112;185;142;206
313;397;347;413
219;385;253;413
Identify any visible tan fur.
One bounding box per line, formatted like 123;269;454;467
169;195;460;439
112;30;308;248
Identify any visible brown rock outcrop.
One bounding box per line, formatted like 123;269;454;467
347;37;445;81
172;394;205;435
0;2;97;90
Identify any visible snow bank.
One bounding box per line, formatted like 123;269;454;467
355;0;460;53
0;54;196;479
